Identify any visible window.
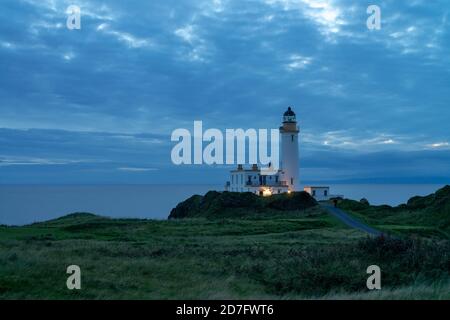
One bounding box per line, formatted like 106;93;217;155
312;190;316;196
275;176;279;183
324;190;328;196
291;178;294;185
232;175;234;184
291;135;294;142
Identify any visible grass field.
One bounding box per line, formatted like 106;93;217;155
337;186;450;239
0;206;449;300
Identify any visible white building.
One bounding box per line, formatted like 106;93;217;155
303;186;343;201
225;107;300;196
303;186;330;201
225;164;290;196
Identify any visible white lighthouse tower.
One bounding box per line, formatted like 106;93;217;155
224;107;300;196
280;107;300;191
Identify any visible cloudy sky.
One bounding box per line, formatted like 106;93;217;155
0;0;449;184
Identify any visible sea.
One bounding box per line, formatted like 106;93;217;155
0;184;445;226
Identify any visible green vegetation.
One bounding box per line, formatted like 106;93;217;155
0;201;449;299
169;191;318;219
337;185;450;239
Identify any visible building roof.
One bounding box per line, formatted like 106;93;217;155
230;169;282;173
304;186;330;189
283;106;296;117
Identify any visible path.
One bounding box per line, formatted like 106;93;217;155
321;204;382;236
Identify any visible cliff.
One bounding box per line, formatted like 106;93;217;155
168;191;318;219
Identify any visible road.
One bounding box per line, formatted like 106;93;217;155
321;204;382;236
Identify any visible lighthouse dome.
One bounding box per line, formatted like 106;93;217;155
283;107;296;123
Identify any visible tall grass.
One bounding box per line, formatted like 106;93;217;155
0;213;448;299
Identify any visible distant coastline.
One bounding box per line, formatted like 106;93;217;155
0;184;446;226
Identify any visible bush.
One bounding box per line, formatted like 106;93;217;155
357;235;416;257
235;235;450;296
360;198;370;206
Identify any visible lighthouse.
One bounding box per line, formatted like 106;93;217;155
224;106;339;199
280;107;300;191
224;106;300;195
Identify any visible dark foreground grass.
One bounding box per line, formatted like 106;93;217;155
0;209;449;299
